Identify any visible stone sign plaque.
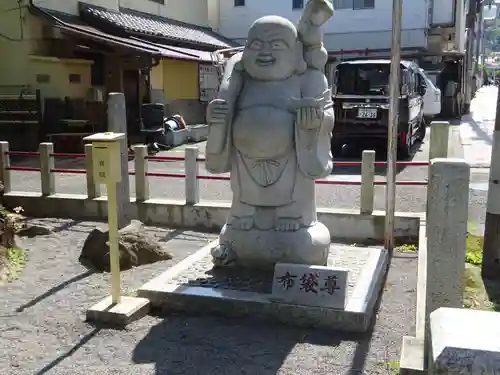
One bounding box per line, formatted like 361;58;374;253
271;263;348;309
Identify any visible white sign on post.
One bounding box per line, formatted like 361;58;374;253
92;142;121;184
84;132;125;305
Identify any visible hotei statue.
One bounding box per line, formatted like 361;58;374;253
206;2;335;268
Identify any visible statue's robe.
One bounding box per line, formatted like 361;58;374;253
205;53;334;225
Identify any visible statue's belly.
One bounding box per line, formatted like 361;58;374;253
233;106;294;158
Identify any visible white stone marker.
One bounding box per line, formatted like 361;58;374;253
271;263;348;309
107;93;130;229
425;158;470;354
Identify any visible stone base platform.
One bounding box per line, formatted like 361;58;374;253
137;241;389;333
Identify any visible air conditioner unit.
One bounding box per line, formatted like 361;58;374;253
42;25;64;40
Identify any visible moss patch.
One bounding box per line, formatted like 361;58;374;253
463;263;495;311
4;247;26;281
462;232;499;311
395;244;417;253
465;233;483;266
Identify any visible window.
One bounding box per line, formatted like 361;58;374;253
69;74;81;84
36;74;50;84
234;0;245;6
148;0;165;4
334;0;353;9
333;0;375;10
293;0;304;9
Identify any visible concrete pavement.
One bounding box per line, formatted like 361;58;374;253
460;85;496;168
457;85;498;234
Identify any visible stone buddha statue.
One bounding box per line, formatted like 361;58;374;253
205;7;334;268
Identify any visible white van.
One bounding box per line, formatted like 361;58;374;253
416;68;441;119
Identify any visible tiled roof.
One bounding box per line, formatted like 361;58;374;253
79;3;235;49
35;7;212;61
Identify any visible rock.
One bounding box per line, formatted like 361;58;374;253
17;225;52;238
0;206;51;238
79;220;172;272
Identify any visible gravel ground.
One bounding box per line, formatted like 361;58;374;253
0;218;417;375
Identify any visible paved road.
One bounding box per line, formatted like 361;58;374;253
8;136;431;213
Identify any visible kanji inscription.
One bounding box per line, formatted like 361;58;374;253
272;263;348;309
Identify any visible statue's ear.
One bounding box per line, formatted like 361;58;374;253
295;41;307;75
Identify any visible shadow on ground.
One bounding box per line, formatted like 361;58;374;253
131;261;390;375
132;313;374;375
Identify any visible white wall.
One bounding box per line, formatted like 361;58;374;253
216;0;430;50
32;0;210;26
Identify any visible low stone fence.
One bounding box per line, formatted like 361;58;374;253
0;139;424;243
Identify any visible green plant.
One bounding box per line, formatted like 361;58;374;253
466;234;483;266
6;247;26;280
377;360;400;374
395;244;417;253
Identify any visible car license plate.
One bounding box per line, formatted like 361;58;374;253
357;108;378;119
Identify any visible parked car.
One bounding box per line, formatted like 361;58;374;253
416;68;441;122
331;59;426;159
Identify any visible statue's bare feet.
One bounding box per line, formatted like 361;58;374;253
275;217;301;232
211;243;237;267
231;216;254;231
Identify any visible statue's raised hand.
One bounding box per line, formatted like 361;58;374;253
296;106;324;130
207;99;230;126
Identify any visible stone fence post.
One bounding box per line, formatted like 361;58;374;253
134;145;149;202
360;150;375;214
84;143;100;199
185;146;199;205
429;121;450;160
0;141;11;194
39;142;54;196
425;158;469;354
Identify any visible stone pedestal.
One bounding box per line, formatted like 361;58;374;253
216;221;331;268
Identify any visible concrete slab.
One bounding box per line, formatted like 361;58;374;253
399;336;426;375
430;307;500;374
86;295;151;326
137;241;389;332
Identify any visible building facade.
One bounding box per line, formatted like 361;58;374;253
209;0;464;56
0;0;235;150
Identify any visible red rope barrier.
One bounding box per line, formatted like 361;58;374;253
50;153;86;158
50;168;87;174
190;156;429;168
197;175;230;181
7;166;40;172
146;155;185;162
146;172;186;178
4;165;429;185
6;151;40;156
315;179;362;185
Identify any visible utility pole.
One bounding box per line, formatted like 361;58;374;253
465;0;479;112
474;1;484;85
482;83;500;280
385;0;402;255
